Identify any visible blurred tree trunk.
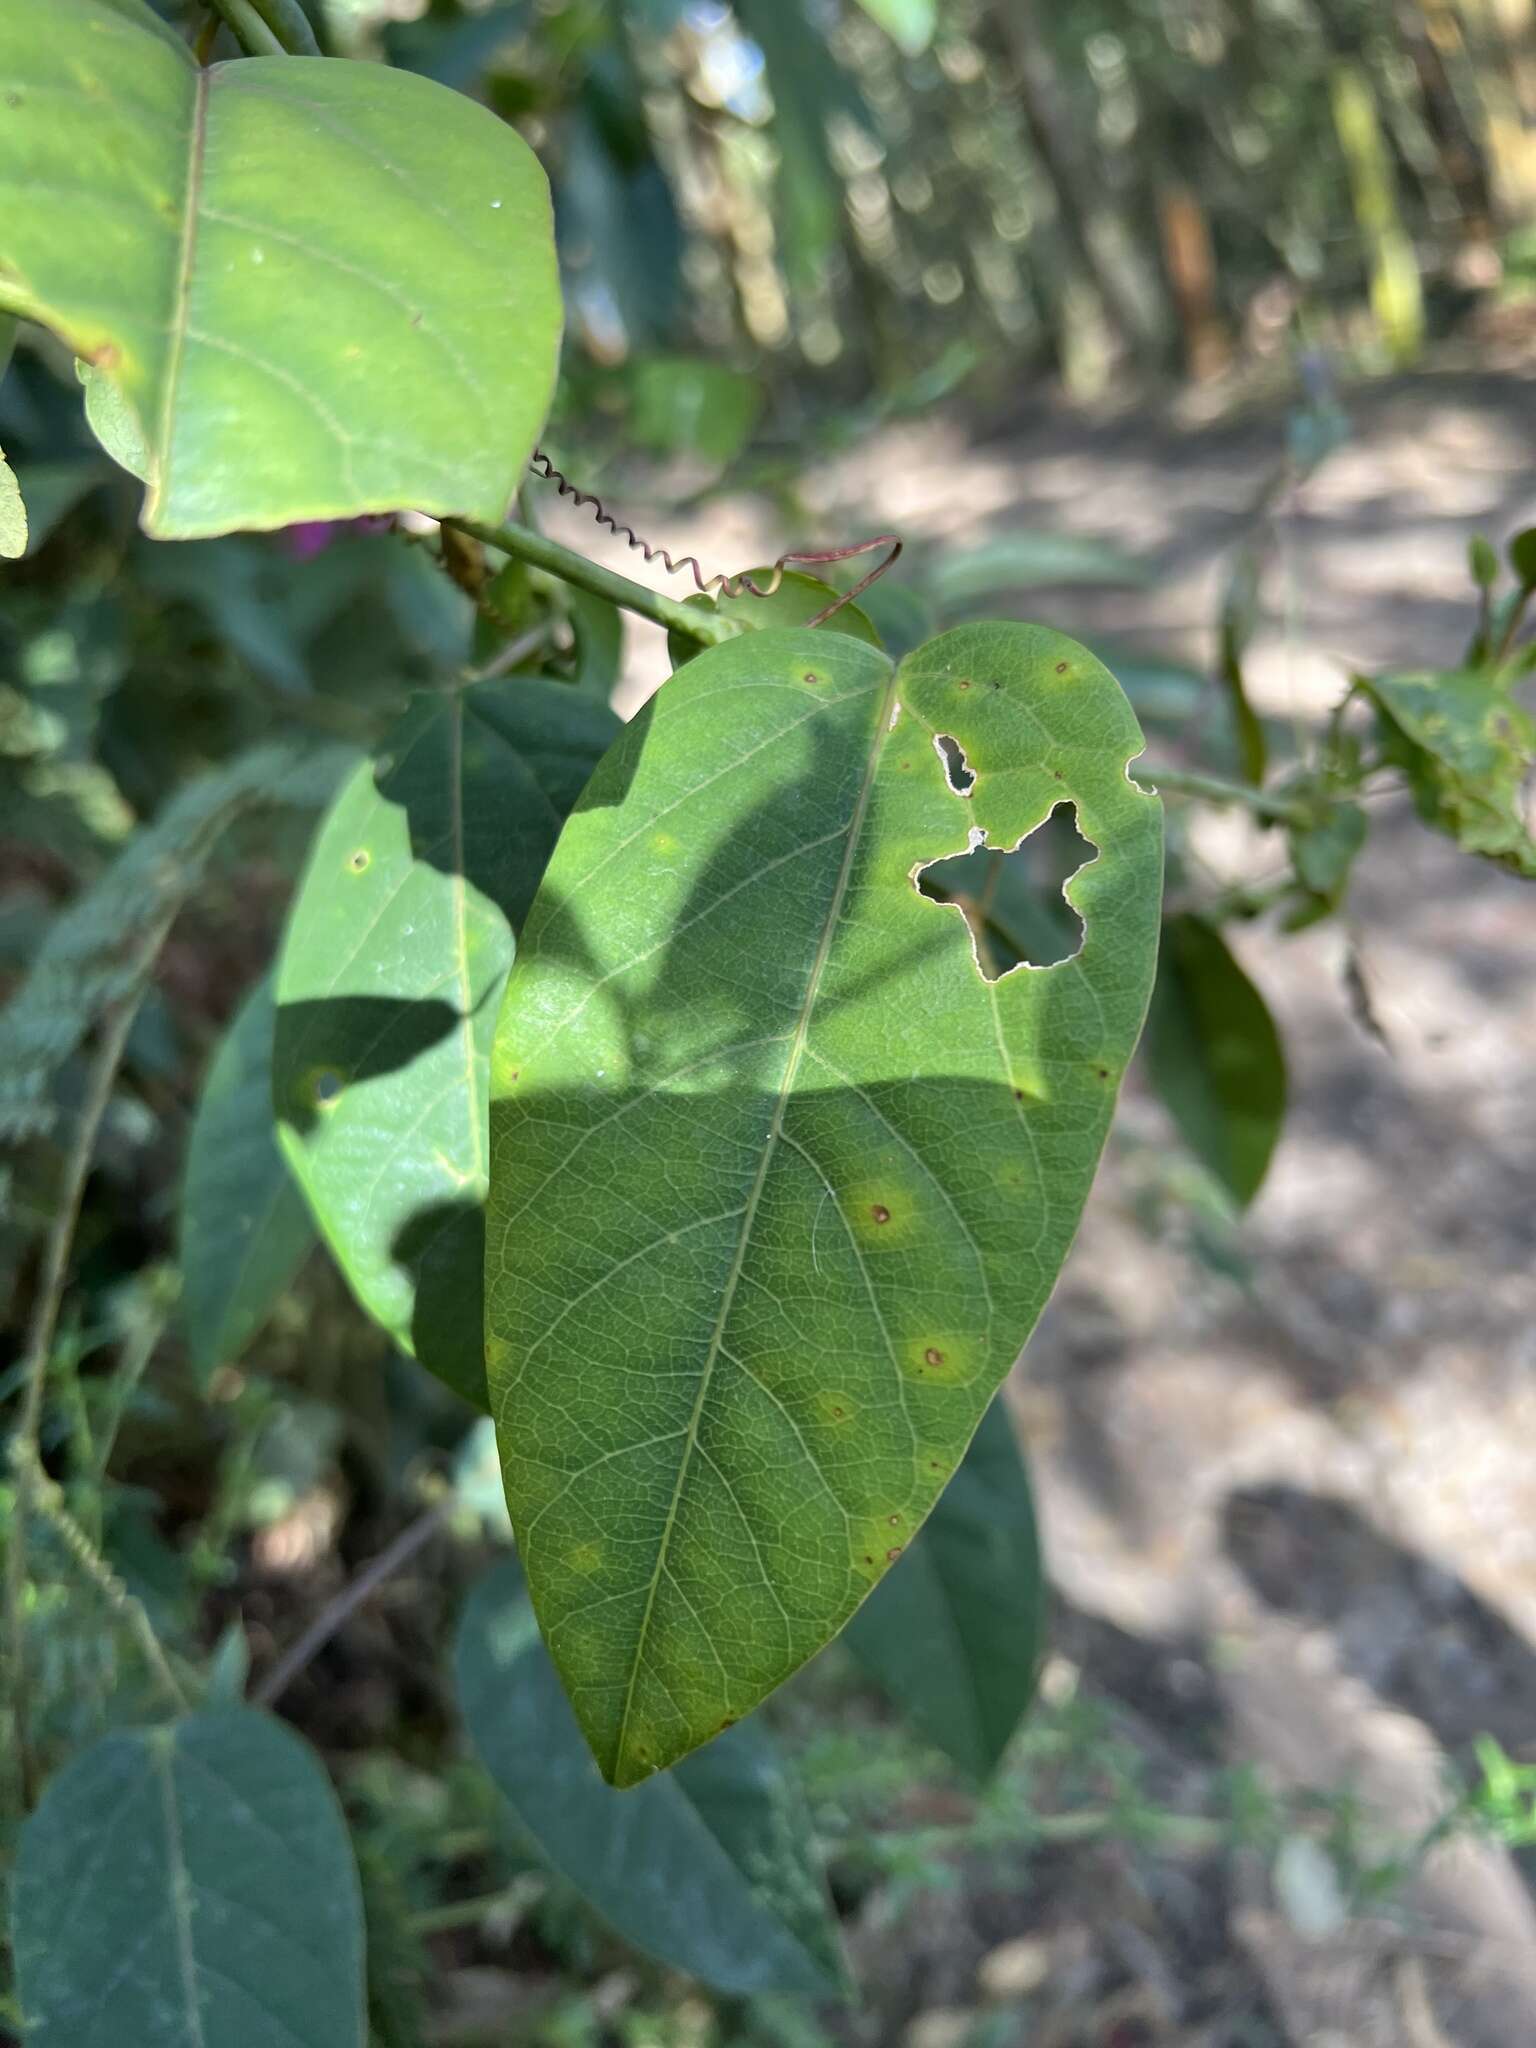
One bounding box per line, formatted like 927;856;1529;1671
1157;183;1232;380
1397;0;1498;233
988;0;1154;361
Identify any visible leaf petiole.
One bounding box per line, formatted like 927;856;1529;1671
449;515;747;649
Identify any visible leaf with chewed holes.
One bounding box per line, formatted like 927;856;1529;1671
0;0;559;537
486;623;1161;1785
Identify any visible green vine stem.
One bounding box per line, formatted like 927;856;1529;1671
1141;763;1308;826
449;516;747;649
248;0;321;56
203;0;285;57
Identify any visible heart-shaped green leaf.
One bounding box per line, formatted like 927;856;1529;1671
12;1709;365;2048
0;0;560;536
456;1560;843;1994
486;622;1162;1783
843;1397;1043;1780
181;974;317;1381
1144;913;1286;1209
275;681;618;1405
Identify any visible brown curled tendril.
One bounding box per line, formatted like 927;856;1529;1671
528;449;902;629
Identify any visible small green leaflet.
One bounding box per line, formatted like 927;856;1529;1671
274;681;618;1406
11;1709;366;2048
1361;669;1536;877
1143;912;1286;1208
455;1560;844;1995
486;622;1162;1783
844;1397;1043;1780
181;975;317;1381
0;0;560;537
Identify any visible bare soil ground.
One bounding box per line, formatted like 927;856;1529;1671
557;367;1536;2046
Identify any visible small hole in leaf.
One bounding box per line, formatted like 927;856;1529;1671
311;1069;345;1108
924;1347;945;1367
917;800;1095;978
348;849;370;873
934;733;975;796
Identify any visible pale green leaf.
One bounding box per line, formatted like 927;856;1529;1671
1143;912;1286;1208
486;622;1162;1783
929;533;1152;614
275;682;618;1405
851;0;937;55
844;1398;1042;1780
0;0;560;537
181;975;317;1381
1362;669;1536;877
455;1560;843;1995
0;445;25;559
668;567;882;671
11;1709;365;2048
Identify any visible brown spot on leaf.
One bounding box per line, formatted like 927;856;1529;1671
870;1203;891;1224
924;1347;945;1367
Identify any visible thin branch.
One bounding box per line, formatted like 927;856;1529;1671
254;1502;448;1707
14;1442;189;1716
4;951;170;1800
448;516;745;649
1140;762;1308;826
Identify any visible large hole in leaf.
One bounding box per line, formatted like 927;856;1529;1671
917;801;1096;977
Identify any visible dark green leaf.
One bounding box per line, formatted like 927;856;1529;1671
275;683;619;1404
12;1709;365;2048
181;975;317;1382
844;1399;1042;1780
0;0;560;536
1362;669;1536;876
486;623;1162;1782
455;1560;843;1995
568;587;625;701
1508;527;1536;591
1144;912;1286;1208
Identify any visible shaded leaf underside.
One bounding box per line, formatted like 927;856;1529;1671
486;623;1162;1784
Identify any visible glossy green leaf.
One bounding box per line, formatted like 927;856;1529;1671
486;622;1162;1783
668;568;882;670
1362;669;1536;877
11;1709;365;2048
852;0;937;54
0;445;24;558
844;1398;1043;1780
275;682;618;1405
0;0;560;537
455;1560;843;1995
1144;912;1286;1208
181;975;317;1382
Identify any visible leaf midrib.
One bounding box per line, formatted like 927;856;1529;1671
152;64;209;524
610;663;899;1783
